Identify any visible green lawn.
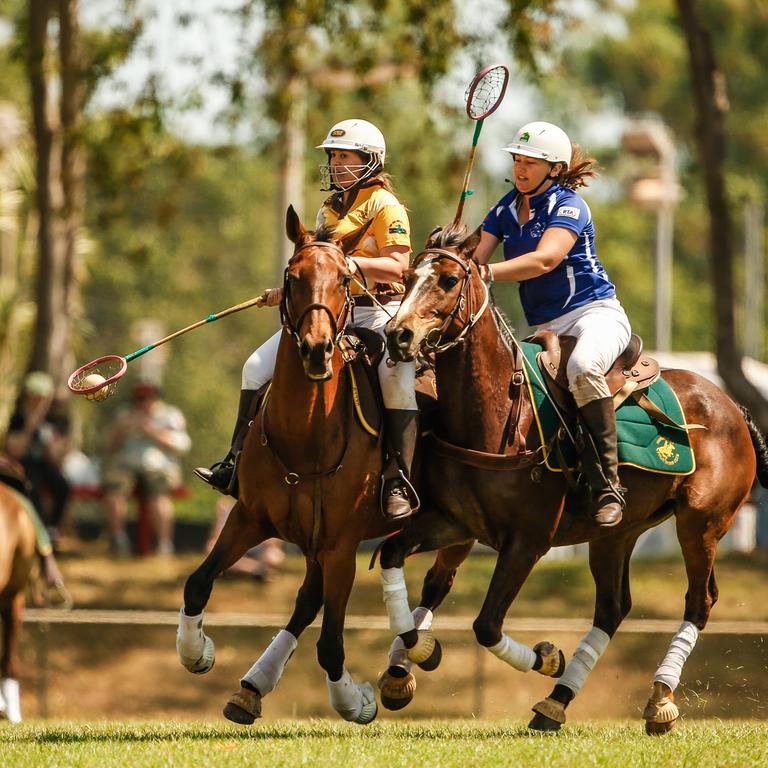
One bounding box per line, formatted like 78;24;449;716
2;720;767;768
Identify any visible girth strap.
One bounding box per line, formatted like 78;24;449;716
428;431;540;471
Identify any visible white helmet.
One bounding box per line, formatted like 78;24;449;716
502;121;572;166
317;119;386;191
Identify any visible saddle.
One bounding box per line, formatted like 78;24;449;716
530;331;660;415
339;327;438;439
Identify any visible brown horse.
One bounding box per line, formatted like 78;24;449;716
0;483;37;723
378;223;768;733
178;206;425;724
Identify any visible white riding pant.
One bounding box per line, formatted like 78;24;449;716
242;303;417;410
537;297;632;408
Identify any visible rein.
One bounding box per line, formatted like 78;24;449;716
413;248;490;353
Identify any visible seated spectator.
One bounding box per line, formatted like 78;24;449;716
5;371;71;549
102;381;191;556
207;497;285;581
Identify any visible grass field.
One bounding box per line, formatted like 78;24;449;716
2;720;767;768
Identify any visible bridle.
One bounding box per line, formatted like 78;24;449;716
411;247;490;353
279;240;353;353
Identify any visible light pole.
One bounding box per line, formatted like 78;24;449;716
622;120;681;351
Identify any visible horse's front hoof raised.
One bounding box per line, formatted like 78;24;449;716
533;641;565;677
417;637;442;671
406;630;440;668
223;686;262;724
529;696;566;732
378;666;416;711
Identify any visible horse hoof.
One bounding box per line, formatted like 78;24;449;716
355;698;378;725
528;712;562;732
223;686;262;725
533;641;565;678
406;630;437;665
529;696;566;731
645;719;676;736
417;637;442;671
378;666;416;711
179;635;216;675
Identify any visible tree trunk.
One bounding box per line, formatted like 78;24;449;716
676;0;768;430
27;0;84;398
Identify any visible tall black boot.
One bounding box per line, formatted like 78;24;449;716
381;409;419;520
194;387;260;496
578;397;625;528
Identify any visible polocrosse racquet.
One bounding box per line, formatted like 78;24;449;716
454;64;509;225
68;293;267;401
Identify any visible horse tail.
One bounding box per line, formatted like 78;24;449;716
738;405;768;487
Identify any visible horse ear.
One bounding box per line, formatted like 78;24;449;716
425;226;442;248
337;218;373;254
286;205;307;244
460;225;483;258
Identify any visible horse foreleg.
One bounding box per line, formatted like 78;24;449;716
473;540;565;680
224;558;324;725
318;545;377;725
530;534;636;733
379;541;473;711
0;592;25;723
178;502;271;675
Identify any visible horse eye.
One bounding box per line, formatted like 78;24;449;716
341;274;351;287
440;275;460;290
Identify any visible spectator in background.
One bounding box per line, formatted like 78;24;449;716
207;497;285;581
102;381;191;556
5;371;71;550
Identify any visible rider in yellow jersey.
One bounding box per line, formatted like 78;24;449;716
196;119;418;520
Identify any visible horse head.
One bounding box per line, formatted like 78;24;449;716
386;223;484;362
282;205;367;381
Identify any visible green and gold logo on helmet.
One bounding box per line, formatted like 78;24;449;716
331;129;346;137
520;132;530;142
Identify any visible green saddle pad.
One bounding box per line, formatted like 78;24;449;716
521;341;695;476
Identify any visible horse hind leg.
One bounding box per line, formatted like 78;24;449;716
224;557;324;725
530;534;637;733
0;593;25;723
643;507;722;735
379;541;473;711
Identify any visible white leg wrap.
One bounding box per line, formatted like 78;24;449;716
0;678;21;723
381;567;415;635
388;607;433;668
327;669;376;722
176;609;206;660
653;621;699;692
488;634;537;672
559;626;611;695
241;629;298;695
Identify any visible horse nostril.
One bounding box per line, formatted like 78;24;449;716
300;339;311;359
397;328;414;348
324;339;333;355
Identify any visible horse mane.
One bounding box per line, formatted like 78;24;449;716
430;222;470;249
313;224;337;243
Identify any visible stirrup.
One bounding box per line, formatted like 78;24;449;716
194;458;236;494
381;475;415;520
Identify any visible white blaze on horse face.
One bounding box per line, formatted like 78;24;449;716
396;261;438;343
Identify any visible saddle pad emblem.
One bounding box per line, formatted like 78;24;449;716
655;436;680;466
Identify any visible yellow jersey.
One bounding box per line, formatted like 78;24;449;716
317;181;411;295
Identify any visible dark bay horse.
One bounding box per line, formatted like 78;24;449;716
0;483;37;723
379;224;768;733
178;206;416;725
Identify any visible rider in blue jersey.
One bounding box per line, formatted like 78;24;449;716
474;121;632;527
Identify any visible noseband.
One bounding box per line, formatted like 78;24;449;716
279;240;353;352
411;247;490;353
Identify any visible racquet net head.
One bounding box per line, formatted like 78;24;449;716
465;64;509;120
68;355;127;402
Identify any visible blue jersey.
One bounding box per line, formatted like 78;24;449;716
482;184;616;326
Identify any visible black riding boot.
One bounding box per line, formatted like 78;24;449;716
578;397;625;528
381;409;419;520
194;387;260;496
